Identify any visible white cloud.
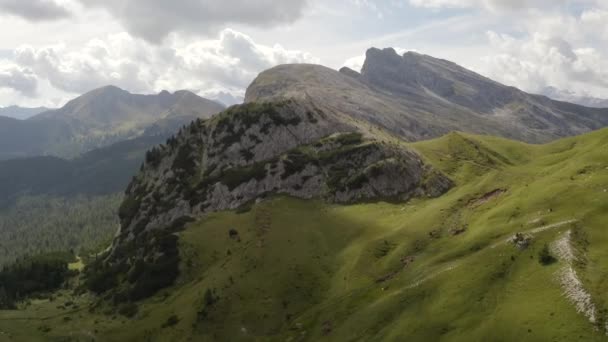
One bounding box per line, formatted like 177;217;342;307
478;30;608;97
77;0;309;43
350;0;384;19
2;29;318;106
0;64;38;97
399;0;608;98
343;55;366;71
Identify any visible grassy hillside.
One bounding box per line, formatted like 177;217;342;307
1;128;608;341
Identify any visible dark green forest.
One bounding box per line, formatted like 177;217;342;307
0;134;169;266
0;251;76;309
0;195;121;266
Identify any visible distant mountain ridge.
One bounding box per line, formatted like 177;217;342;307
0;86;225;160
0;134;168;208
247;47;608;143
0;105;50;120
540;86;608;108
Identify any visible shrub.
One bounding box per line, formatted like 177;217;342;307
145;147;163;167
162;315;180;328
240;148;255;161
538;244;556;265
335;132;363;146
198;289;218;320
118;195;141;227
204;289;217;306
172;144;196;173
345;172;369;190
220;163;268;190
282;150;314;180
118;303;139;318
85;263;120;294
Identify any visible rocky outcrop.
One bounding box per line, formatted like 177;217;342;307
115;100;452;245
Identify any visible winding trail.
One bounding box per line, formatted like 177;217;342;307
490;219;578;249
402;219;578;291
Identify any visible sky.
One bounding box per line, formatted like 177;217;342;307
1;0;608;108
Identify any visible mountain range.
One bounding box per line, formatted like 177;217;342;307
541;86;608;108
247;48;608;143
2;47;608;341
0;86;225;160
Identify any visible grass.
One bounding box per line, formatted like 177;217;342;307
2;128;608;341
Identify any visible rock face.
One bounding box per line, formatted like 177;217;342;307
246;48;608;144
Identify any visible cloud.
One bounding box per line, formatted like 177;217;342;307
0;0;70;21
0;65;38;97
343;55;366;71
408;0;565;12
477;30;608;97
78;0;309;43
350;0;384;19
5;28;317;104
404;0;608;97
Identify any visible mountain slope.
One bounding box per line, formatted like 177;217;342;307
3;126;608;341
246;48;608;143
0;86;225;159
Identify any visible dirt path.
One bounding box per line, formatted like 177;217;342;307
490;219;578;249
404;262;461;290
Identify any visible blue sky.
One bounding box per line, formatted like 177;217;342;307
0;0;607;107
